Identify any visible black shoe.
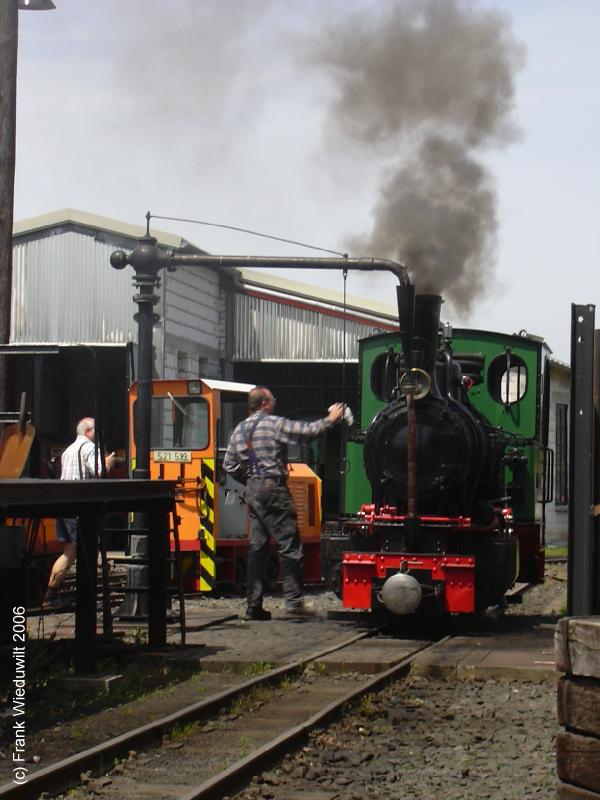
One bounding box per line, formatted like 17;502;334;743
244;607;272;621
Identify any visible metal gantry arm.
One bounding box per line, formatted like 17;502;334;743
168;253;409;285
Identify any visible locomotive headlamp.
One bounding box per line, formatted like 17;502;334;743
379;571;423;615
399;368;431;400
187;381;202;395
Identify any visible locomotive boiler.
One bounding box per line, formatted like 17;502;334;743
322;286;550;615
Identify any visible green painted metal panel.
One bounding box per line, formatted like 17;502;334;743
450;329;542;439
451;329;546;522
344;440;371;513
358;332;402;428
344;332;402;514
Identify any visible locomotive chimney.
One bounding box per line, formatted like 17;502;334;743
412;294;443;392
396;284;416;366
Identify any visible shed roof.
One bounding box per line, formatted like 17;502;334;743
13;208;204;251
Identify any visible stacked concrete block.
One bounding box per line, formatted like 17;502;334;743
555;617;600;798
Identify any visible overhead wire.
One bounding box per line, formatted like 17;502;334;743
149;213;347;257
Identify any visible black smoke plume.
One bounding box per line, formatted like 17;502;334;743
316;0;525;311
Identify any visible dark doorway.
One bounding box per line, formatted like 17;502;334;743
232;361;359;516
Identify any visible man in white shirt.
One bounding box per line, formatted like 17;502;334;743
43;417;116;610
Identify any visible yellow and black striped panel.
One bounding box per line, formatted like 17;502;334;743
199;458;216;591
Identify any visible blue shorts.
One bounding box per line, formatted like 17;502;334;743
56;518;78;544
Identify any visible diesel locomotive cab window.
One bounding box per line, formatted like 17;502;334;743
145;396;209;450
488;352;528;405
218;396;249;448
216;394;250;472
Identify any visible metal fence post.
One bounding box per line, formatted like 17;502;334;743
568;304;597;615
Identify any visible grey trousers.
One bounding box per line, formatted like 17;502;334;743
244;480;303;609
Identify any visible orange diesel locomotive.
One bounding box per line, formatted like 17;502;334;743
129;378;323;592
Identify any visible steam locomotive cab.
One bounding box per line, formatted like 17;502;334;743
322;287;549;615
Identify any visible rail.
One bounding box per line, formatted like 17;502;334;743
0;629;446;800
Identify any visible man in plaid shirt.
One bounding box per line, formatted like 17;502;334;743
224;387;344;620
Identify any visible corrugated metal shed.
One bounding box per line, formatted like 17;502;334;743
233;289;394;361
162;264;223;378
236;268;397;323
11;230;137;344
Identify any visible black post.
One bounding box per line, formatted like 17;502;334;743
0;524;25;646
594;331;600;614
134;297;155;479
111;224;168;478
148;509;168;647
75;514;99;674
568;303;596;616
111;227;167;620
0;1;18;411
128;235;162;614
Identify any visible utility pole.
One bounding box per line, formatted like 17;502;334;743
0;0;18;410
0;0;55;411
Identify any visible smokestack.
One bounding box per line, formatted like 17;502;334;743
396;284;415;366
412;294;443;384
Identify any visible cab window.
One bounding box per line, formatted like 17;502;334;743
218;396;248;449
488;352;528;405
149;396;210;449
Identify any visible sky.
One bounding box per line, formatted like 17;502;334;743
13;0;600;363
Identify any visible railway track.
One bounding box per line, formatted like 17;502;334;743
1;631;447;800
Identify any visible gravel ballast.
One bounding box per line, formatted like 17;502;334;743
234;675;557;800
230;565;566;800
11;564;565;799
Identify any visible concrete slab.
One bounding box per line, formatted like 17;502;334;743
412;627;558;683
175;616;376;673
317;637;427;674
62;673;124;693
